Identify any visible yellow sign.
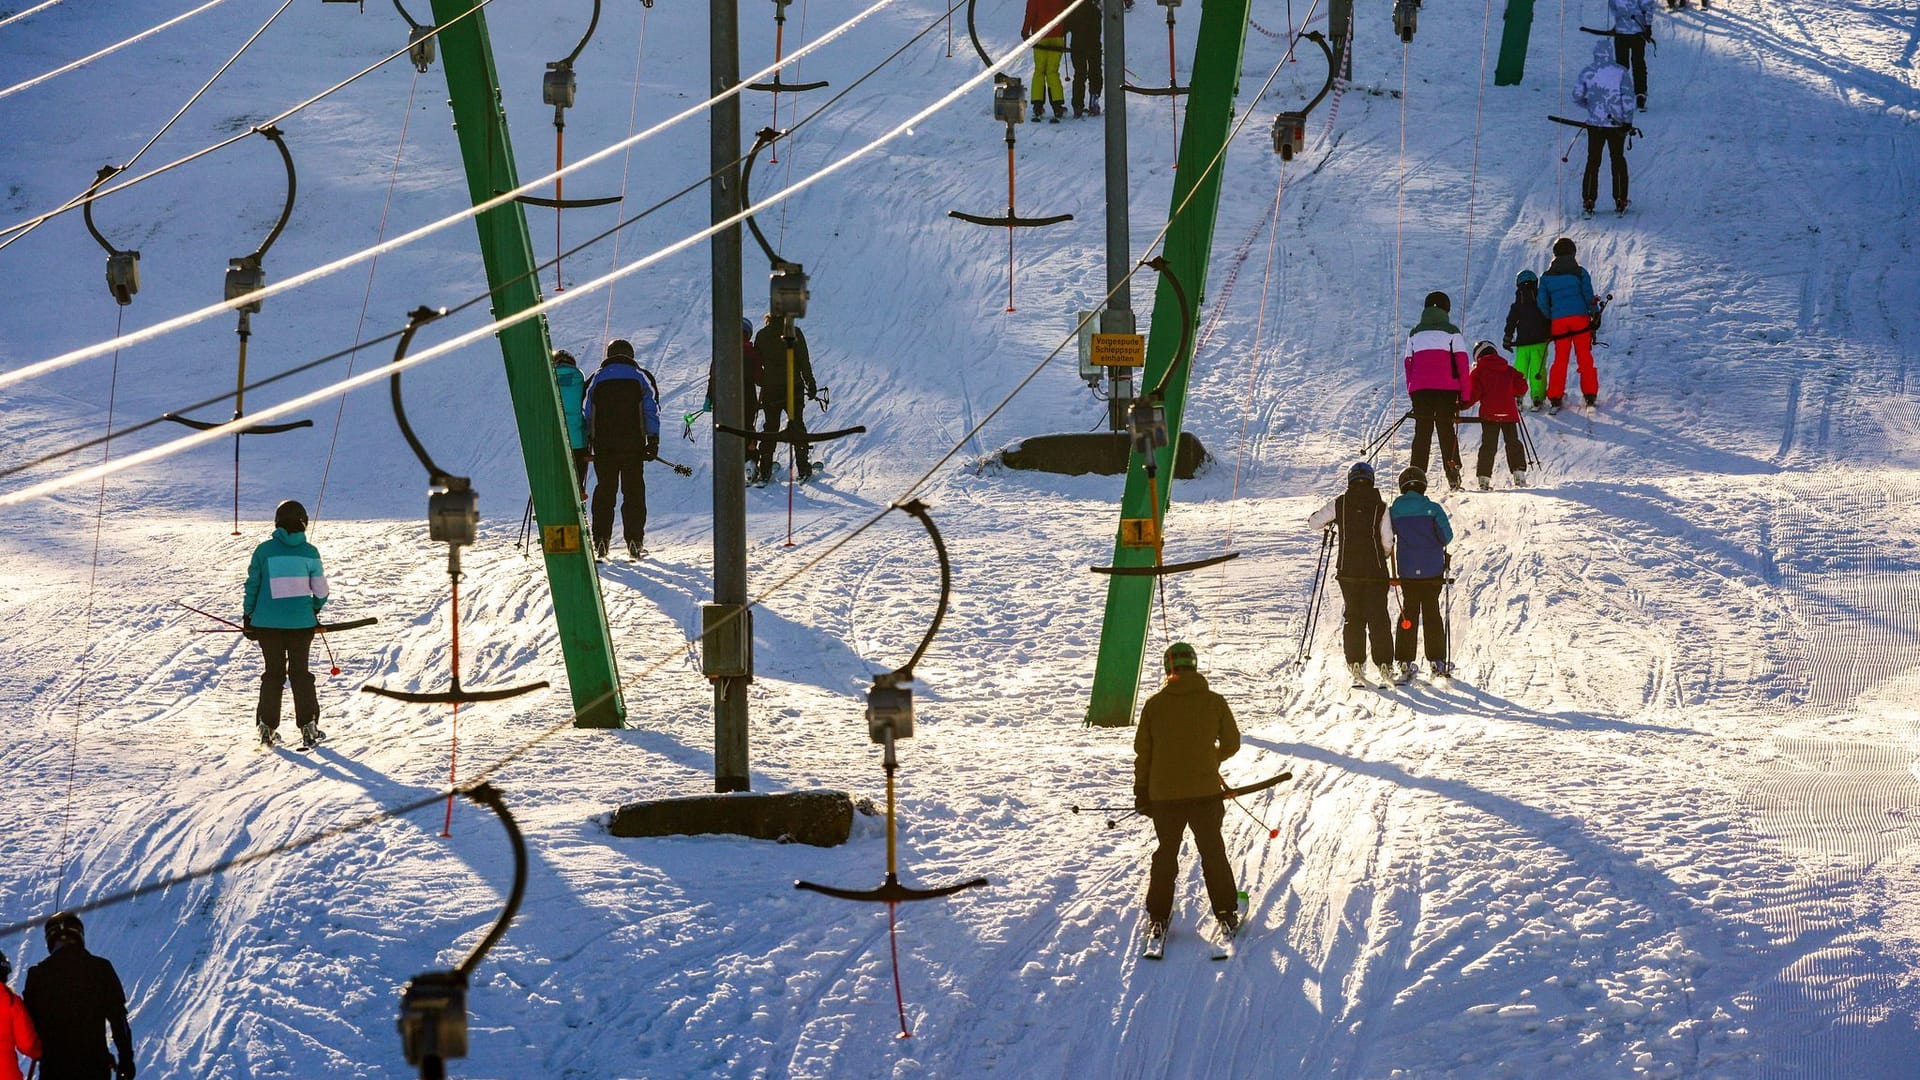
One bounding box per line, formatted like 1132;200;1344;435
1119;518;1161;548
1089;333;1145;367
542;524;582;555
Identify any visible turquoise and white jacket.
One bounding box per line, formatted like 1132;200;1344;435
244;528;329;629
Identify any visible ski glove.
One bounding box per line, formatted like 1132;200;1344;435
242;616;259;641
643;435;660;461
1134;793;1151;814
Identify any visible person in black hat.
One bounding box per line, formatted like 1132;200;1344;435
242;499;329;747
23;912;134;1080
1308;462;1398;686
751;314;820;485
1402;290;1471;491
583;338;662;559
1388;467;1456;681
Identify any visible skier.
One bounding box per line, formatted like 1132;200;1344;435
22;913;134;1080
1403;290;1471;492
1306;462;1398;686
1609;0;1660;110
584;338;662;559
1503;269;1553;411
1021;0;1072;122
0;953;41;1080
752;315;821;485
1389;467;1455;680
1539;236;1603;410
552;349;589;499
1459;341;1532;490
1134;641;1242;954
705;318;763;467
1572;38;1638;215
243;499;329;748
1065;0;1102;119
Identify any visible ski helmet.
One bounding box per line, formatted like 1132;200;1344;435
1423;291;1451;313
1473;340;1501;359
1162;641;1198;674
741;318;754;336
44;910;84;950
274;499;309;533
1515;269;1537;287
1593;39;1616;65
1552;237;1576;258
1348;461;1375;485
552;349;575;366
1398;466;1428;493
606;338;636;361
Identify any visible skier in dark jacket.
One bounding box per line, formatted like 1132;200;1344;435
1503;269;1553;410
1065;0;1102;118
752;316;820;484
584;338;662;559
22;913;134;1080
1538;237;1603;411
1389;467;1455;681
1133;641;1241;951
706;318;763;467
1306;463;1398;686
243;499;329;748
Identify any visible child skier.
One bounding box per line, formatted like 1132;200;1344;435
1389;467;1454;681
1459;341;1532;490
1503;269;1553;410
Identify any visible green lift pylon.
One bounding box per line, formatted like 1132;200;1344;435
1085;0;1251;728
428;0;625;727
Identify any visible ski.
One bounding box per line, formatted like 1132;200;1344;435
1210;923;1236;961
1141;925;1167;960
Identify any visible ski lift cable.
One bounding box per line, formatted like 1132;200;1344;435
1;3;1337;967
0;0;299;257
314;69;423;532
0;4;1063;510
0;0;504;255
0;0;67;32
0;0;234;105
1462;0;1493;303
601;5;650;342
49;303;127;912
1;0;968;487
0;0;899;381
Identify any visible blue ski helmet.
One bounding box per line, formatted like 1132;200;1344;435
1348;461;1375;485
1163;641;1198;674
742;318;754;335
1515;269;1537;287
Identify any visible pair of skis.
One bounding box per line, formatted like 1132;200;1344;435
1141;918;1237;961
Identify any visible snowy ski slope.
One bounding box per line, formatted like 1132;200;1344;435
2;0;1919;1076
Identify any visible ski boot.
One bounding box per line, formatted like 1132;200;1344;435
1513;470;1529;488
1476;474;1492;491
1615;199;1630;215
1582;199;1595;217
627;539;645;560
1141;918;1168;959
1031;100;1045;122
257;721;276;747
593;538;610;560
298;721;324;748
1347;661;1369;686
1584;392;1599;407
1431;659;1455;679
1395;662;1417;685
1377;662;1398;685
1547;397;1565;415
1087;98;1101;117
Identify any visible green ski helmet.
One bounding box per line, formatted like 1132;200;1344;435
1163;641;1199;674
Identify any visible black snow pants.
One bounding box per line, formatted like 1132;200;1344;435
1395;577;1448;665
1070;41;1102;113
1583;126;1630;207
756;391;813;479
1408;389;1463;488
591;451;648;548
256;627;318;731
1613;32;1649;100
1477;421;1526;478
1143;796;1238;923
1337;578;1395;666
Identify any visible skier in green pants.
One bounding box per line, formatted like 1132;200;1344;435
1504;269;1553;410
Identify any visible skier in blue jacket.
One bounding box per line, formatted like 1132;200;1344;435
584;339;662;559
552;349;589;499
1389;468;1454;681
243;499;329;746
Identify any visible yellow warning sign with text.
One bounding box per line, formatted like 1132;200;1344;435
1119;518;1161;548
542;525;582;555
1089;333;1145;367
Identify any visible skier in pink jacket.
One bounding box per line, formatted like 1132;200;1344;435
1402;290;1471;492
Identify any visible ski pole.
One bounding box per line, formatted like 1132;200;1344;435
1559;129;1581;163
1069;804;1141;829
317;626;341;676
1517;413;1542;467
175;600;243;630
516;495;534;557
1226;791;1280;839
1361;410;1413;463
1293;529;1334;665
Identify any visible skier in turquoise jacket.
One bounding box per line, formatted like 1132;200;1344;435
243;500;329;747
553;349;589;498
1389;468;1455;681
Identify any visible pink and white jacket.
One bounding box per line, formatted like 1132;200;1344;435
1403;305;1471;394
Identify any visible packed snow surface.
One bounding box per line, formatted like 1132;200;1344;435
3;0;1919;1076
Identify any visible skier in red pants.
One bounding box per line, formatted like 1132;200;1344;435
1537;236;1602;412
